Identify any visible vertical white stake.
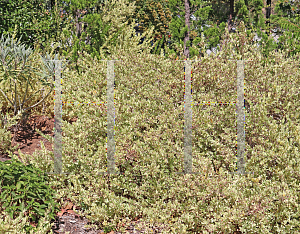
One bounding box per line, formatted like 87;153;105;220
107;60;116;174
53;60;63;174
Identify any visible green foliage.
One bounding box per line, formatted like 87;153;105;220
140;0;265;59
194;0;265;58
79;13;113;60
0;0;68;52
203;21;225;49
5;0;298;64
49;0;144;76
124;0;173;54
236;0;300;60
149;0;299;61
6;0;297;66
103;224;117;233
267;0;300;58
202;0;300;60
161;0;212;59
0;158;60;233
236;0;253;25
1;1;300;233
52;0;104;68
1;18;300;232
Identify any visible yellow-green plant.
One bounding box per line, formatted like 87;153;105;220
8;8;300;234
0;206;54;234
0;109;20;156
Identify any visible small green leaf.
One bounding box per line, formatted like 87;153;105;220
16;181;22;190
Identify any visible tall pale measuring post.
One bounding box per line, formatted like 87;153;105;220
53;59;63;174
49;58;253;176
175;60;200;175
101;60;123;175
175;59;253;175
48;59;123;175
216;59;253;175
46;59;70;175
229;60;253;175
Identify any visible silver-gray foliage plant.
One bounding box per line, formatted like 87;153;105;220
0;33;67;126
